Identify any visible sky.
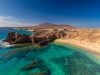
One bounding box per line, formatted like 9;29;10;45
0;0;100;27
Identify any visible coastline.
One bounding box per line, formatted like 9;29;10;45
55;39;100;55
55;39;100;64
12;28;100;56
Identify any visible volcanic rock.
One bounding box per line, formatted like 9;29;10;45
4;32;31;44
22;59;43;71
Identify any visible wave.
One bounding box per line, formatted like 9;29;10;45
0;39;14;48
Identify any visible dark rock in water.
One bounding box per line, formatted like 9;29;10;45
22;58;51;75
39;40;48;46
22;58;43;71
29;66;51;75
29;71;51;75
39;67;51;75
4;32;31;44
4;31;57;46
33;37;47;43
4;29;65;46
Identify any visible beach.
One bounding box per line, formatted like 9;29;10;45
55;39;100;54
55;39;100;64
0;28;100;75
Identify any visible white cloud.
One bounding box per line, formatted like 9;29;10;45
0;16;33;27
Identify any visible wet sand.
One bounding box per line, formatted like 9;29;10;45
55;39;100;55
55;39;100;64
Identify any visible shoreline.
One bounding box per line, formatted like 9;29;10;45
55;39;100;64
13;28;100;57
55;39;100;55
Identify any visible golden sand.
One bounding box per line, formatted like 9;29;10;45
55;39;100;54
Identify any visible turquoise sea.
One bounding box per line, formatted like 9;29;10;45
0;28;100;75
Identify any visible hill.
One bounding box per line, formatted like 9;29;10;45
32;22;76;29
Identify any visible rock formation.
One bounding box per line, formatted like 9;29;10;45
22;58;43;71
4;23;78;46
22;58;51;75
4;28;78;46
4;32;31;44
30;30;58;46
29;71;51;75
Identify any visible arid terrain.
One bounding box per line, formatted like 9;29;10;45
9;23;100;55
56;28;100;55
29;23;100;55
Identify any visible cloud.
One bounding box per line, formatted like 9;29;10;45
0;16;33;27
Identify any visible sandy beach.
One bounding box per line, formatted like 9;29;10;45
55;39;100;55
55;38;100;65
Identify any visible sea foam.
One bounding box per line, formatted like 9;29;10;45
0;39;13;48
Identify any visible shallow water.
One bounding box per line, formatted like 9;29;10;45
0;28;32;39
0;28;100;75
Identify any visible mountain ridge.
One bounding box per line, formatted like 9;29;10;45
32;22;76;29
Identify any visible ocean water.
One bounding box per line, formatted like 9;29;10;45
0;28;100;75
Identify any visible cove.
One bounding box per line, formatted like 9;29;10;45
0;28;100;75
0;43;100;75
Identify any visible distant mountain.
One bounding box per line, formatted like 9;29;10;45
33;22;76;29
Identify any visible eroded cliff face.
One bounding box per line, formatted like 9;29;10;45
4;29;69;46
30;30;58;46
4;31;57;46
5;28;100;46
4;32;31;44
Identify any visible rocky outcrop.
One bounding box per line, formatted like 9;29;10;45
4;29;68;46
22;58;51;75
4;28;79;46
22;58;43;71
29;70;51;75
4;31;57;46
30;31;57;46
4;32;31;44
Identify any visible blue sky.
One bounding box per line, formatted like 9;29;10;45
0;0;100;27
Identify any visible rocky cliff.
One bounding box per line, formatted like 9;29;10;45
4;32;31;44
4;28;68;46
